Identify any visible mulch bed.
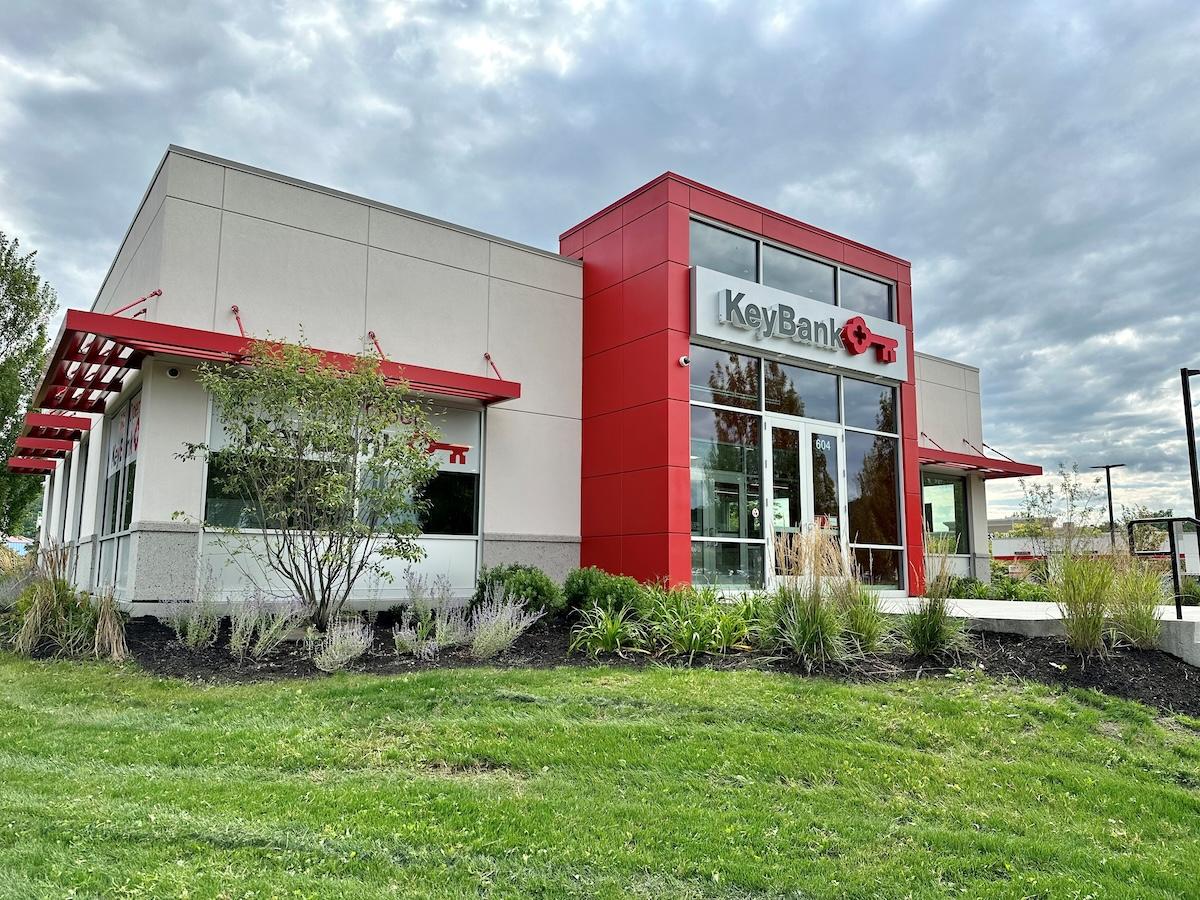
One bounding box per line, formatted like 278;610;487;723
121;618;1200;718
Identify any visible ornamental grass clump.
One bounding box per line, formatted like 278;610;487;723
10;544;97;659
1053;554;1113;657
313;616;373;672
470;594;544;660
1109;562;1163;650
772;582;846;672
92;588;128;662
830;576;887;654
901;535;967;658
767;528;849;671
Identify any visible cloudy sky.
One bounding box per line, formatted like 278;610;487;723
2;0;1199;518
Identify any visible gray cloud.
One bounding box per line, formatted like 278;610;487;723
2;0;1198;516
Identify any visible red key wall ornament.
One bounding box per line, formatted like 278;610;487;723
427;441;470;465
840;316;899;364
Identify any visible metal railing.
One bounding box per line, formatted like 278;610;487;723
1126;516;1199;620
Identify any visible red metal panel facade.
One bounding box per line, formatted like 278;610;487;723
563;173;925;592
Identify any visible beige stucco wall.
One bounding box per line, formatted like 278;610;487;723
916;352;992;581
914;352;983;453
54;147;583;597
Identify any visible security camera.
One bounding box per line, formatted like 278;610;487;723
166;367;181;379
678;355;691;367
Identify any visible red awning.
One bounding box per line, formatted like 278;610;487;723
918;446;1041;479
6;457;56;475
22;412;92;441
34;309;522;413
13;437;73;459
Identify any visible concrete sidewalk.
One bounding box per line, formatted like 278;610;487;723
881;597;1200;667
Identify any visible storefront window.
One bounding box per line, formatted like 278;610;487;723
843;378;896;433
765;361;838;422
690;218;897;323
922;473;969;554
840;271;892;320
689;345;760;409
690;403;764;588
101;394;139;536
692;541;765;590
420;407;481;536
845;431;899;546
762;245;835;304
690;219;757;282
853;547;901;588
690;406;761;539
204;404;482;536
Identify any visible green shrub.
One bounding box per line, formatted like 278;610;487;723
474;564;564;617
830;578;887;654
770;583;846;672
564;567;606;608
569;604;645;657
504;567;565;617
1109;564;1162;650
229;605;259;659
1054;555;1113;657
711;600;753;653
564;567;643;613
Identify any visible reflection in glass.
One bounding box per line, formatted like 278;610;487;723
690;406;761;539
765;361;838;421
762;245;835;304
845;431;899;546
843;378;896;433
811;432;839;535
689;345;760;409
840;270;892;320
690;219;757;281
922;473;968;554
692;540;765;589
771;427;802;534
853;547;901;588
420;472;480;536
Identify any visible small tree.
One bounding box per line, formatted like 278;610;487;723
1014;463;1102;560
182;340;440;630
1121;503;1173;553
0;233;57;537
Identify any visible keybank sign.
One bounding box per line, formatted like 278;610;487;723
690;266;909;381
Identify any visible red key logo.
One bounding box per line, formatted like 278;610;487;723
840;316;899;364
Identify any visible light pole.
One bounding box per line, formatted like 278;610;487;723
1090;463;1125;550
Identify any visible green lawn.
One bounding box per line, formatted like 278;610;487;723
1;657;1198;899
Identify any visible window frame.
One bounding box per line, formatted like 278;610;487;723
687;337;908;592
921;471;971;556
689;213;899;323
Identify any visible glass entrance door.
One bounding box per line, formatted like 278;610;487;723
766;418;848;578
